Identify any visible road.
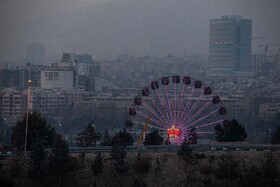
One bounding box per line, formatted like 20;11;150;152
1;143;279;156
67;143;280;153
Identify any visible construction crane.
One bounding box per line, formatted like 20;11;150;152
227;36;265;49
259;43;280;63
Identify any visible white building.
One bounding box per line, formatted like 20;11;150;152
40;66;74;90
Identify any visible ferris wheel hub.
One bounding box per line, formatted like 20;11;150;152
167;124;181;138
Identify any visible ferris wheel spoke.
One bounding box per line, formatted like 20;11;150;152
178;83;186;120
139;98;169;127
181;90;205;124
178;86;195;124
148;88;173;125
174;80;177;123
135;110;168;129
141;97;171;126
186;119;224;131
183;98;213;127
154;87;173;125
182;131;216;134
165;86;174;122
183;107;221;129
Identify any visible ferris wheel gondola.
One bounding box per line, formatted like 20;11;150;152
126;75;227;144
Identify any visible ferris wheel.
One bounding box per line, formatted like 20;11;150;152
126;75;227;145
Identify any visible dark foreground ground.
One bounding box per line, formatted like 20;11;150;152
1;150;280;187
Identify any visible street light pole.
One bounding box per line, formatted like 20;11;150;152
24;80;31;153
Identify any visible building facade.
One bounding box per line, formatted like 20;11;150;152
0;68;28;90
209;15;252;75
252;54;265;74
40;66;74;90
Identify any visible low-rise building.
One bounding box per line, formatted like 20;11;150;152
258;98;280;120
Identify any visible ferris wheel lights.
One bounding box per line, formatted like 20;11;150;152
212;96;220;104
129;108;136;115
151;81;159;89
167;124;181;138
204;87;212;95
183;76;191;85
173;75;180;84
219;107;227;115
142;88;149;96
194;80;202;88
134;97;142;105
161;77;170;85
127;75;228;145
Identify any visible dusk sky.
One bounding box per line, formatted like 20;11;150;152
0;0;279;62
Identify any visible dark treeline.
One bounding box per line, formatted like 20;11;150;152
1;112;280;186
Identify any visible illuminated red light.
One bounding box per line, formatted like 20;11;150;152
167;124;181;138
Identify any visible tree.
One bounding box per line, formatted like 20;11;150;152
271;126;280;144
111;129;133;146
262;151;278;187
215;119;247;142
0;161;14;187
111;145;127;160
28;141;48;184
114;157;129;176
0;179;14;187
213;153;239;187
133;157;151;174
0;118;9;145
11;111;56;151
177;139;193;161
48;135;72;187
100;129;112;146
78;152;86;168
199;164;213;185
112;145;129;187
91;152;103;187
132;178;147;187
75;122;101;146
164;136;171;145
143;130;163;145
188;127;198;144
244;165;262;187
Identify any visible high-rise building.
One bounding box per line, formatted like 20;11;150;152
252;54;265;74
0;68;28;90
209;15;252;75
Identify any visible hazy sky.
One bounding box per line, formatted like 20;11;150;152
0;0;279;61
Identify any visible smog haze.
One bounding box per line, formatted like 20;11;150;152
0;0;279;61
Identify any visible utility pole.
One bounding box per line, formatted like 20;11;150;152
24;80;31;153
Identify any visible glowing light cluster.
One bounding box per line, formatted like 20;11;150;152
167;124;181;138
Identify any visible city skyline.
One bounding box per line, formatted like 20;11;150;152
0;0;279;62
1;1;280;186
